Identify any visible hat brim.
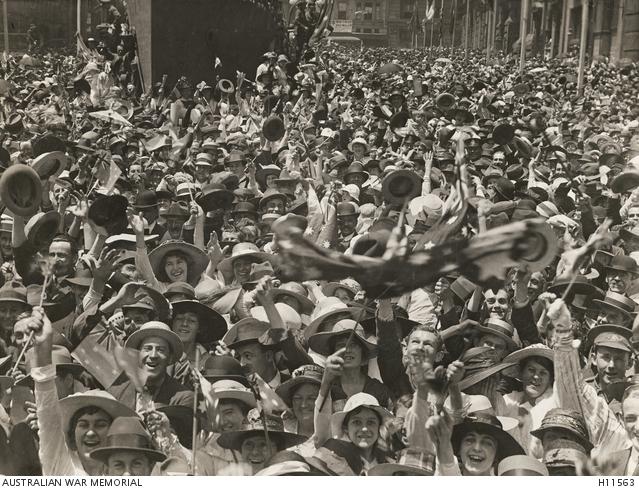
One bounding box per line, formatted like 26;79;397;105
547;280;603;299
331;403;392;437
474;325;518;351
458;361;517;391
212;389;257;409
270;289;315;315
125;327;184;359
171;300;227;344
502;347;554;365
367;462;434;476
16;363;85;388
585;324;633;352
196;190;234;212
31;151;68;180
218;251;273;284
452;420;525;463
25;211;61;248
90;445;166;464
276;376;321;407
305;306;374;339
124;283;172;322
217;428;306;451
59;394;138;439
148;241;209;285
590;299;634;319
530;426;594;452
308;329;377;359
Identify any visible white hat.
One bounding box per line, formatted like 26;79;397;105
343;184;360;202
250;303;302;331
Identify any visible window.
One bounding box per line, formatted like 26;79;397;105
337;1;347;20
375;2;382;21
364;1;373;20
354;27;361;32
374;28;379;33
363;28;372;33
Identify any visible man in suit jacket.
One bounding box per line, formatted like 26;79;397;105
108;321;193;412
601;386;639;475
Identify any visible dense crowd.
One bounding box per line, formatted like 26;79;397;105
0;22;638;477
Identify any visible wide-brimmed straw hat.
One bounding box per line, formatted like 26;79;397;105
451;412;525;464
330;392;392;438
217;242;272;283
171;299;227;344
217;416;306;451
308;319;377;359
148;240;209;285
125;321;184;359
276;364;324;407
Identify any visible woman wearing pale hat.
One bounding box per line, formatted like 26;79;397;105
27;306;138;475
276;364;323;438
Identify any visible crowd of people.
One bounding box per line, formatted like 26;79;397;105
0;20;638;477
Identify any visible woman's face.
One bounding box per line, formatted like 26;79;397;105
346;407;380;450
265;174;278;189
240;435;276;473
74;409;112;460
459;431;497;475
164;254;188;283
335;336;364;368
291;383;319;425
233;257;253;283
521;359;552;401
332;287;354;303
172;311;199;345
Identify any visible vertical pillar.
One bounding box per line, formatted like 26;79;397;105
520;0;529;73
577;0;589;94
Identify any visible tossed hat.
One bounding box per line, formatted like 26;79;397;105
218;415;306;451
530;408;593;452
31;151;67;180
475;318;518;351
202;355;249;386
210;380;257;409
308;319;376;359
148;240;209;285
125;321;184;359
451;412;525;464
585;323;633;353
24;211;60;249
223;317;271;350
276;365;323;407
90;416;166;464
171;300;227;344
330;393;392;438
19;345;85;388
217;242;271;283
0;164;42;217
88;195;129;236
59;390;138;442
498;455;549;476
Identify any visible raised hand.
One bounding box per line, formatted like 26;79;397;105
324;347;346;382
126;209;146;236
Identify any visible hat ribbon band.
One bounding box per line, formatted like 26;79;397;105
106;433;153;449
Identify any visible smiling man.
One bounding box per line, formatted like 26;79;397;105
605;256;639;296
584;324;634;415
108;322;194;412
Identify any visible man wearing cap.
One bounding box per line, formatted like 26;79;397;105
584;323;635;415
605;256;639;297
336;202;359;252
0;282;30;346
194;380;257;475
134;190;167;241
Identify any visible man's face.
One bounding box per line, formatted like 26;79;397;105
338;215;358;236
459;431;497;475
119;263;141;282
492;152;506;167
351;143;366;157
0;231;12;257
593;346;631;386
74;409;112;460
236;342;273;378
123;308;151;331
12;317;29;349
527;272;545;299
49;240;75;277
172;311;199;345
228;161;245;178
166;216;187;239
106;451;152;476
627;206;639;225
264;198;285;214
606;270;634;294
623;395;639;451
405;329;440;366
129;165;142;181
476;333;508;360
345;173;366;188
596;308;631;327
241;435;275;473
0;303;26;339
291;383;319;425
138;336;171;383
484;289;509;319
215;400;247;432
195;165;209;183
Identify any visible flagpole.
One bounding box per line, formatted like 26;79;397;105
519;0;529;74
190;349;200;475
576;0;589;96
76;0;81;55
464;0;470;57
2;0;8;56
451;0;457;48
